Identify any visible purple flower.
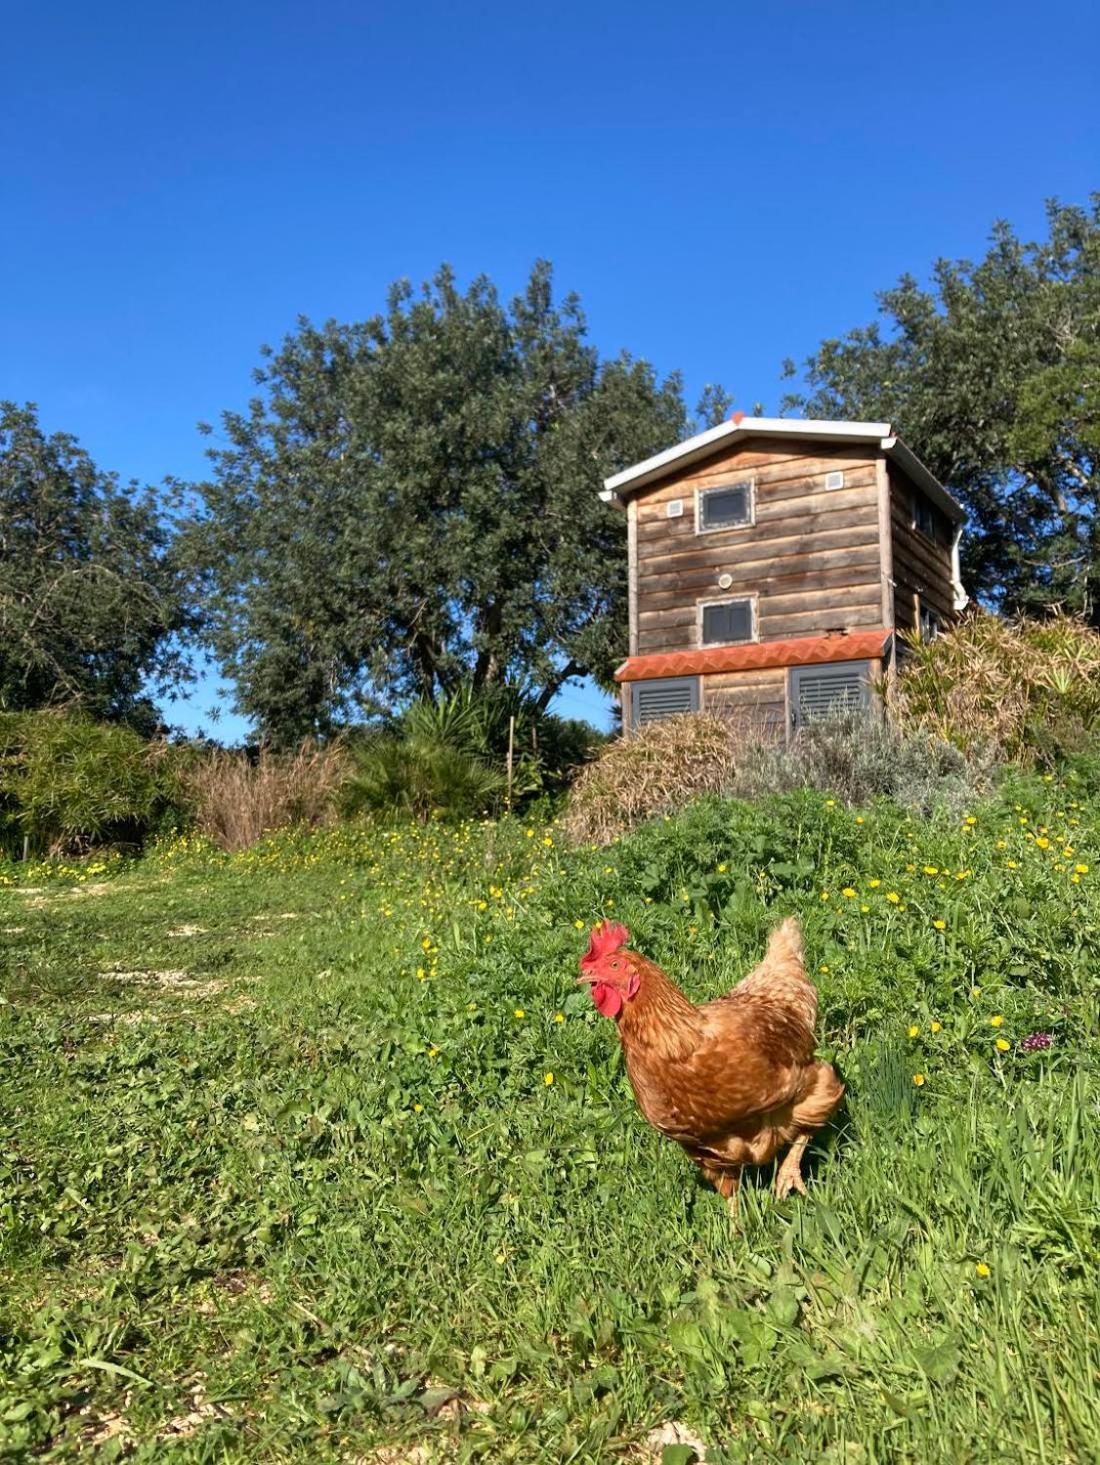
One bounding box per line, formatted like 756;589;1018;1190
1020;1032;1052;1052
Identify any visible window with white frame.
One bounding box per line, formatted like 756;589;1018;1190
700;597;754;646
698;480;753;531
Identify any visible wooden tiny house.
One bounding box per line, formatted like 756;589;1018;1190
602;418;966;736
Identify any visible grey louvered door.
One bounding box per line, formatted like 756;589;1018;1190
632;676;700;726
790;661;870;730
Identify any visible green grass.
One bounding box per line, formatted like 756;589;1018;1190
2;784;1099;1462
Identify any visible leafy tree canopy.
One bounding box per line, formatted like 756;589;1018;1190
0;402;191;732
783;197;1100;618
189;262;722;744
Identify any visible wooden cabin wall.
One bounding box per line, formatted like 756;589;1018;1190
887;463;956;635
702;667;787;740
633;438;884;655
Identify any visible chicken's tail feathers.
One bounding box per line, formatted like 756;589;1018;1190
766;915;803;965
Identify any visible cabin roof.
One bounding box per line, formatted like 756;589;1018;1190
614;628;893;683
601;417;965;523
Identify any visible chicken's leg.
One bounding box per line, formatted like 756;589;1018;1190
774;1135;810;1199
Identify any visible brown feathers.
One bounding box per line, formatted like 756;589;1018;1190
596;916;843;1202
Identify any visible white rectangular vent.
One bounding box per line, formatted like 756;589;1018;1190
825;471;845;491
666;499;684;518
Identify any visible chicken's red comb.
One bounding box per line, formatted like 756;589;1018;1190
580;920;631;971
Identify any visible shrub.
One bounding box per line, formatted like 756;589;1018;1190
562;712;996;844
0;710;182;856
561;714;738;844
182;741;349;851
342;732;506;823
893;610;1100;764
342;686;605;822
727;713;998;820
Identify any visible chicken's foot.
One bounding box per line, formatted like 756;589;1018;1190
774;1136;810;1200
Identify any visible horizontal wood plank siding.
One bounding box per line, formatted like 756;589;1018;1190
703;667;787;740
632;439;882;654
887;463;956;633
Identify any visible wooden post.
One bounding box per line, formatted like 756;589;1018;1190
505;715;515;813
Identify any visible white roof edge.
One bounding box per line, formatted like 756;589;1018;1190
601;416;964;521
880;436;965;521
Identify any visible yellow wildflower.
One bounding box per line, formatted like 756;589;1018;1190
995;1038;1011;1052
574;919;585;929
930;1021;942;1033
990;1015;1004;1027
514;1008;526;1019
1036;837;1050;850
933;919;946;931
907;1024;920;1038
717;863;727;873
841;887;857;898
975;1262;990;1278
1075;863;1089;874
544;1072;555;1085
868;879;881;888
923;866;939;876
554;1012;564;1023
413;1103;424;1114
886;891;900;904
912;1074;926;1087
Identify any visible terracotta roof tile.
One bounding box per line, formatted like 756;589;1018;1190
614;628;892;682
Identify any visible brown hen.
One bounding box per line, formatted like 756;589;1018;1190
578;917;843;1216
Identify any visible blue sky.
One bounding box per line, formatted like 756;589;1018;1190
4;0;1097;738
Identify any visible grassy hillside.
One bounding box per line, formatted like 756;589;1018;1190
2;782;1099;1461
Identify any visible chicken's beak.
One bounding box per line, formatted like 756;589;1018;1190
576;971;598;986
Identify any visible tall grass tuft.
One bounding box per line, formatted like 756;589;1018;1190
894;609;1100;763
561;713;740;844
183;741;349;851
0;709;182;856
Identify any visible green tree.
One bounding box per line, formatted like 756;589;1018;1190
0;402;191;730
189;262;708;743
783;197;1100;618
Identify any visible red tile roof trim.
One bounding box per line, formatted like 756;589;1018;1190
614;629;892;682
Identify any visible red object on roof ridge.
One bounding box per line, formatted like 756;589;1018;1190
730;409;745;424
614;628;892;683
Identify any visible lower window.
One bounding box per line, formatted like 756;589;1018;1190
789;661;871;730
631;676;700;726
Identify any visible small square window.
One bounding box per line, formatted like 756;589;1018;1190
699;481;752;531
701;598;754;645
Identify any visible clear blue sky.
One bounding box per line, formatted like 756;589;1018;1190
4;1;1097;738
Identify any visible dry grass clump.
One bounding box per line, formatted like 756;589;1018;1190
183;741;350;851
893;609;1100;763
560;714;738;845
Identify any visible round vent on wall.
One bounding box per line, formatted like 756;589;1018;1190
717;573;733;590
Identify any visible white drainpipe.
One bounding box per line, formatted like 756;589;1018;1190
951;523;969;611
